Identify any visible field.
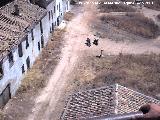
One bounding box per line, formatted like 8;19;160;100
54;53;160;119
100;13;159;39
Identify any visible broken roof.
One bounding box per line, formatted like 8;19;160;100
61;84;160;120
0;0;47;62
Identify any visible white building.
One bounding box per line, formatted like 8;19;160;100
0;0;70;108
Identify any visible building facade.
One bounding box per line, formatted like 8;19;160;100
0;0;70;108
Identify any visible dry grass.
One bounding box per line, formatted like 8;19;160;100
98;0;136;12
67;53;160;99
100;13;159;38
18;29;65;93
63;12;75;21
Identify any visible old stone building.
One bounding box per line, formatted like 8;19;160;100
0;0;70;108
61;84;160;120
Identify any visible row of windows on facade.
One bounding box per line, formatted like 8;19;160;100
48;3;61;21
0;20;44;79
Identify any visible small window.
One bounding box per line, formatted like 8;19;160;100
54;6;56;13
57;5;58;10
51;10;53;19
52;23;54;31
41;35;44;48
31;29;34;41
21;64;25;74
0;62;3;79
26;57;30;70
8;52;14;67
38;42;40;51
18;43;23;57
26;36;29;49
49;11;50;21
59;3;60;12
40;20;43;34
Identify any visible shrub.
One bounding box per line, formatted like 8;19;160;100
100;13;159;38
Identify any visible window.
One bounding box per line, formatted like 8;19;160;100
26;57;30;69
18;43;23;57
41;35;44;48
57;5;58;10
31;29;34;41
21;64;25;74
0;62;3;79
40;20;43;34
49;11;50;21
38;42;40;51
59;3;60;12
0;84;11;108
26;36;29;49
52;23;54;31
51;10;53;20
8;52;14;67
54;6;55;13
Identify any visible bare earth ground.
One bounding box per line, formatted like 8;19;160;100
2;2;160;120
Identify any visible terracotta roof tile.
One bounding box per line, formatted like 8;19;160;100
0;0;47;61
61;84;160;120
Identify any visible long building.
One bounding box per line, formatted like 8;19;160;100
0;0;70;108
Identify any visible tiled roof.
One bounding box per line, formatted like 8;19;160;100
0;0;47;61
61;84;160;120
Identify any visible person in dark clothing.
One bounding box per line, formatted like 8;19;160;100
93;38;99;46
85;38;91;47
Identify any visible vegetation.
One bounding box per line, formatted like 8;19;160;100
18;29;65;93
100;13;159;38
68;53;160;99
98;2;136;12
64;12;74;21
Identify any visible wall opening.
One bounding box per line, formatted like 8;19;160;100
57;17;60;26
26;57;30;69
31;29;34;41
41;35;44;48
0;62;3;79
40;20;43;34
21;64;25;74
26;35;29;49
18;43;23;57
0;84;11;108
38;42;41;51
8;52;14;68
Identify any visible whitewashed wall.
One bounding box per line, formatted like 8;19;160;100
0;0;70;97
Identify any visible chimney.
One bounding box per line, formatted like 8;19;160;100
13;4;19;16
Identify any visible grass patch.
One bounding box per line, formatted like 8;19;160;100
18;29;65;93
63;12;75;21
69;53;160;99
100;13;159;38
98;0;136;12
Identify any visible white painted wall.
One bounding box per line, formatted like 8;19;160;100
0;0;70;98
